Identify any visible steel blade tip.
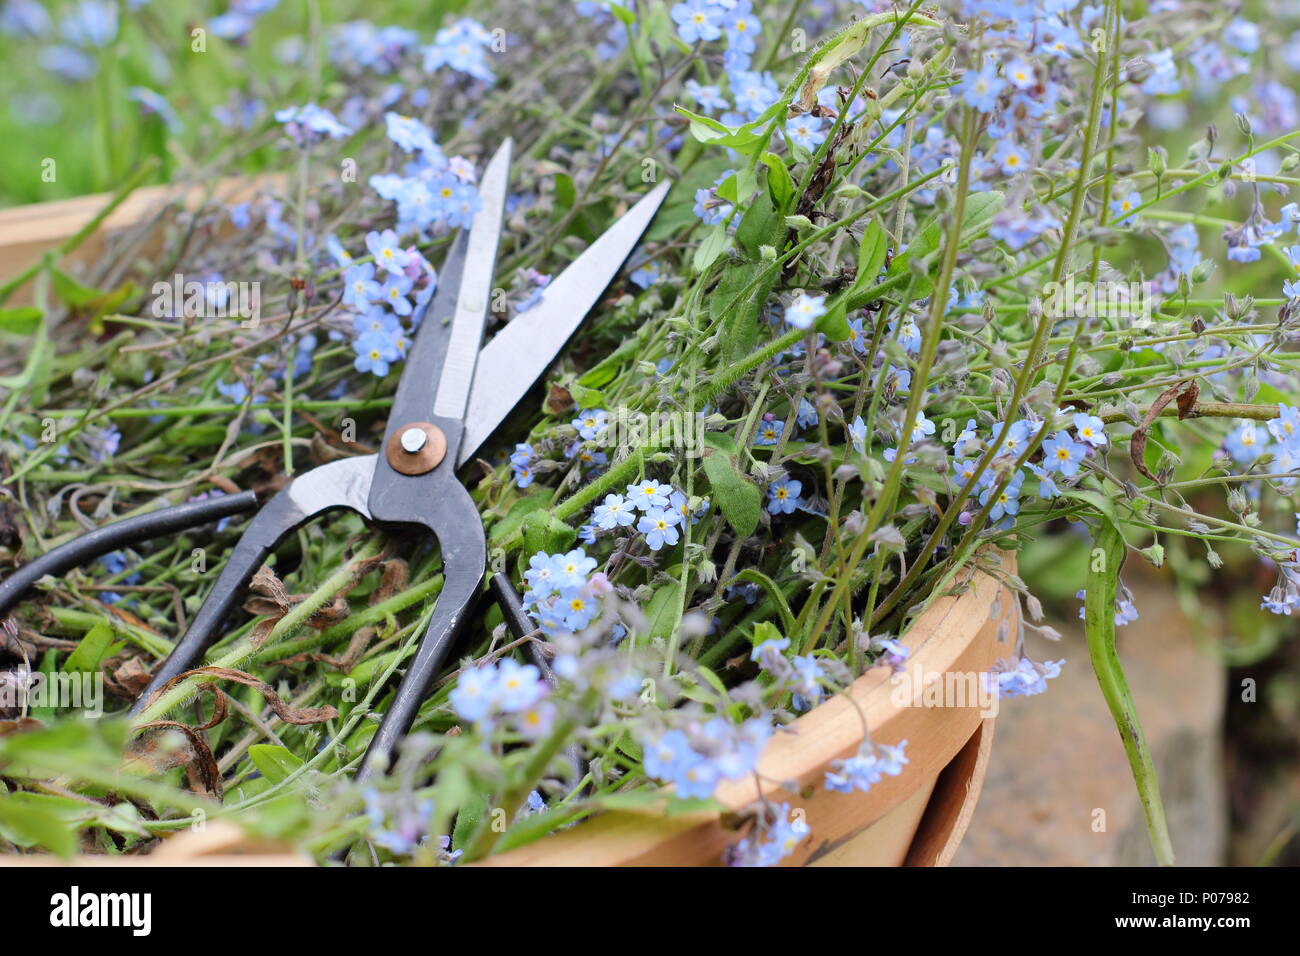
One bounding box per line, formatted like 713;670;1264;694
457;178;673;465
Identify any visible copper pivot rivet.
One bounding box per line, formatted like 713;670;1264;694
386;422;446;475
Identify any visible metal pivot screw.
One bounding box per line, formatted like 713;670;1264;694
400;427;427;453
385;422;446;475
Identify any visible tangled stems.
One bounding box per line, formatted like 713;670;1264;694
870;0;1122;627
806;102;980;651
134;536;384;724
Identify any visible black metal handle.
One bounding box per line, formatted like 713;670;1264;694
128;494;300;714
489;570;586;789
356;480;486;781
490;571;557;686
129;455;378;715
0;492;260;620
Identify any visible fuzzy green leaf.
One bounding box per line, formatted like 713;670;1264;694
701;433;760;538
1085;517;1175;865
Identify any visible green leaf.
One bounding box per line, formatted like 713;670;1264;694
692;223;730;274
693;665;730;704
734;182;782;257
1085;517;1174;866
494;800;593;853
663;796;726;815
759;152;794;208
521;509;577;556
673;105;765;148
569;382;606;409
247;744;305;785
431;759;473;844
340;649;401;688
700;433;760;538
605;1;636;25
715;167;756;205
52;269;134;317
63;623;121;673
642;580;683;640
816;296;852;342
553;173;576;214
164;424;230;447
452;791;489;850
0;793;79;857
855;216;888;287
1061;481;1118;525
888;191;1004;293
31;649;58;723
719;189;787;361
0;306;41;335
51;269;103;307
487;493;552;548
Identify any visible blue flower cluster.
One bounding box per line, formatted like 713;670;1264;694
274;102;352;146
824;740;909;794
449;658;554;738
641;716;772;799
523;549;607;637
749;635;835;710
210;0;281;43
726;803;809;867
945;411;1110;531
422;18;497;84
670;1;763;69
340;229;436;378
592;479;705;552
369;118;481;235
985;656;1065;699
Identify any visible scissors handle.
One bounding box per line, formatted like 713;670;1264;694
130;455;378;714
356;478;486;780
128;493;312;714
0;491;260;622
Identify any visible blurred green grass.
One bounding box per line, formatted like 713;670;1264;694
0;0;469;207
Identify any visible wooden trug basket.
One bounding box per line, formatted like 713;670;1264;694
0;185;1018;867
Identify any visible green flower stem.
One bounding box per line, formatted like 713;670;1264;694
253;572;445;664
872;0;1120;627
1100;400;1282;425
1086;518;1175;866
134;536;384;724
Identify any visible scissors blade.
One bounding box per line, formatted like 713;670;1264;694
431;137;512;423
458;180;669;465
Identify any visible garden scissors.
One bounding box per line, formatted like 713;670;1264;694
0;140;669;781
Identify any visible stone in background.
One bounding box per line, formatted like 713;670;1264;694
954;577;1226;866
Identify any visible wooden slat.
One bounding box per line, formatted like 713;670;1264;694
808;778;937;866
903;716;996;866
479;556;1017;866
0;176;281;306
